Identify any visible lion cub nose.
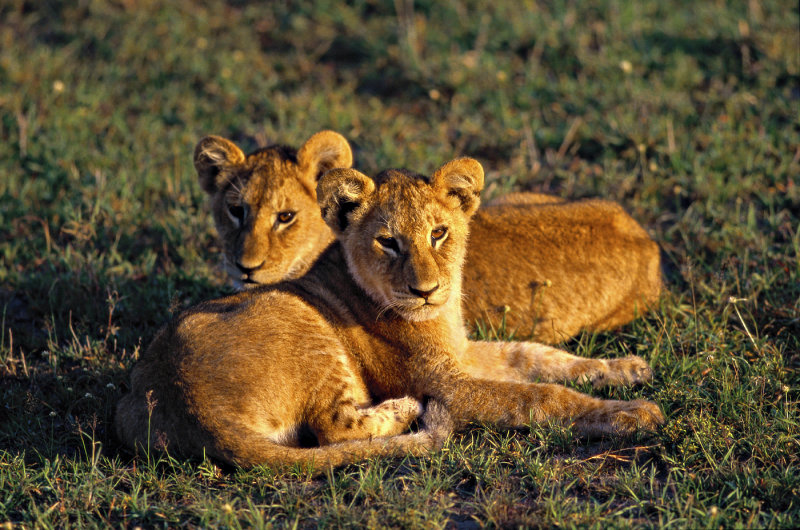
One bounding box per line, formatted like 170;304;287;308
408;284;439;301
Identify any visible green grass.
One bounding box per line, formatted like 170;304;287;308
1;0;798;527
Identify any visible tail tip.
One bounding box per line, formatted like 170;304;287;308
421;399;454;447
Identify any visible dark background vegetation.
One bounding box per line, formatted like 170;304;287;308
1;0;798;527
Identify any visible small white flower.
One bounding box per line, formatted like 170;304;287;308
84;392;93;399
49;411;57;417
106;383;115;389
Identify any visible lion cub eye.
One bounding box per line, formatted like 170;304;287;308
227;203;246;225
376;236;400;255
430;227;448;246
277;211;295;224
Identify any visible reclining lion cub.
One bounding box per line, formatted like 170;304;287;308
194;132;663;344
116;158;663;469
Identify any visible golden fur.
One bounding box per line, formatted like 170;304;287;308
195;132;662;343
116;159;664;469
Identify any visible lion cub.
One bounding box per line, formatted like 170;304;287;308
195;132;663;344
116;158;663;469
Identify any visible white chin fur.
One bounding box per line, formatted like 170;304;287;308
400;306;443;322
394;301;445;322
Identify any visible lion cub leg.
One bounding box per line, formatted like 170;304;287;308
460;341;653;388
434;376;664;437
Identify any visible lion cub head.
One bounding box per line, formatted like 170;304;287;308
194;131;352;286
318;159;484;321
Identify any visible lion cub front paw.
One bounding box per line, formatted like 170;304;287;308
592;355;654;388
574;399;665;437
606;399;664;435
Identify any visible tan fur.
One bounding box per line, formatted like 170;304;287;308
465;197;662;342
196;133;662;343
117;159;664;470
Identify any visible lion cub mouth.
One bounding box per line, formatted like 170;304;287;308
231;272;263;289
390;293;449;321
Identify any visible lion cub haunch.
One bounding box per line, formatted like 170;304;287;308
195;132;662;344
466;195;662;343
116;157;663;470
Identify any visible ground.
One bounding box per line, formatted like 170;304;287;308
0;1;798;527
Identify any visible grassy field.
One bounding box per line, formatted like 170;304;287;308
1;0;798;527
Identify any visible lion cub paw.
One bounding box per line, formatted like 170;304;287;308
574;399;665;437
367;396;424;438
592;355;654;388
388;396;425;424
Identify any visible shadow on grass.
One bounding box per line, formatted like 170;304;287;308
0;366;129;463
2;237;229;466
641;31;760;83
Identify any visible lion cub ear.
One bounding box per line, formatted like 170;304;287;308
194;136;246;194
317;168;376;235
298;131;354;185
431;157;484;216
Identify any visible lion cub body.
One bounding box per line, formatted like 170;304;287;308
117;159;663;469
196;132;662;344
466;197;662;341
